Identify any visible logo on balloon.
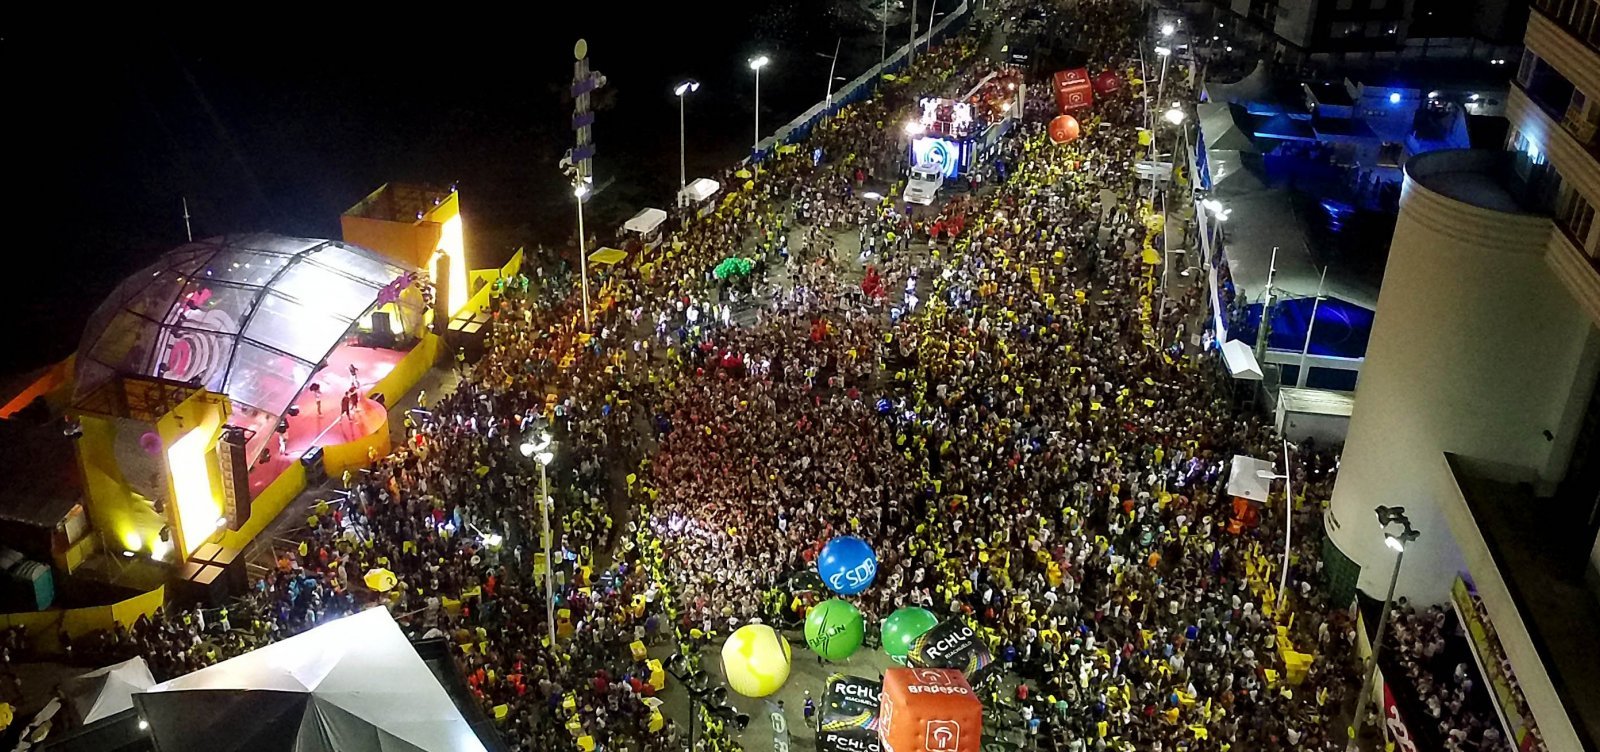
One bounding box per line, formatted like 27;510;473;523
829;559;876;592
818;536;878;596
925;720;961;752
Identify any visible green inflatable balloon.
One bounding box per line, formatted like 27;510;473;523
806;599;866;661
881;607;939;664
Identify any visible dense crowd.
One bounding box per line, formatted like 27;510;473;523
29;2;1417;752
1384;603;1511;752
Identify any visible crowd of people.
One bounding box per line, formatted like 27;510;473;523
1384;602;1511;752
27;2;1419;752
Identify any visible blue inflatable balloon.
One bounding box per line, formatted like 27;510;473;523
818;535;878;595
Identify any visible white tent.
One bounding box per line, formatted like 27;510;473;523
1220;339;1264;380
133;607;487;752
1227;455;1277;502
678;178;720;205
67;656;155;725
623;207;668;236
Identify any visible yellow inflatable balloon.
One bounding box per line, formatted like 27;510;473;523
720;623;792;698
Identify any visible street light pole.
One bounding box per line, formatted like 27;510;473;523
881;0;888;63
674;80;700;191
749;56;770;155
575;183;590;329
521;431;558;648
1350;546;1405;751
1349;507;1420;752
1276;439;1293;614
539;458;556;647
1298;266;1329;388
679;92;687;190
909;0;917;67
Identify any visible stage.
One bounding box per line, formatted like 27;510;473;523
237;342;406;496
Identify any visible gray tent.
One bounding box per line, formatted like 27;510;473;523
133;608;486;752
66;657;155;726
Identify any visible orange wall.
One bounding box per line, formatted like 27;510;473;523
340;214;442;270
0;356;74;418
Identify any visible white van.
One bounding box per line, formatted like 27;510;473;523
903;164;945;206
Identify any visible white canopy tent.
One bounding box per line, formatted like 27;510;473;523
133;607;487;752
623;208;668;236
66;656;155;725
1227;455;1277;502
1220;339;1264;380
678;178;720;206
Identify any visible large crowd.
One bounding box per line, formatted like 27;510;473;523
23;1;1485;751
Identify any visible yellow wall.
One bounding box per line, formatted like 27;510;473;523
340;214;442;271
0;586;163;653
75;414;146;555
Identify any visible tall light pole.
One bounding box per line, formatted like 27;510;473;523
909;0;917;66
674;80;700;191
1348;506;1420;752
1154;45;1173;128
573;181;592;328
749;55;770;156
520;432;558;647
1151;103;1186;209
1298;266;1329;388
881;0;888;63
569;39;604;330
1255;438;1295;615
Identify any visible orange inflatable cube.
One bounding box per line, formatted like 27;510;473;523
878;668;982;752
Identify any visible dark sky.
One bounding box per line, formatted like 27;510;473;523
3;1;933;378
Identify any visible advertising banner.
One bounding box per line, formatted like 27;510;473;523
1052;68;1093;115
1382;683;1420;752
821;729;883;752
911;138;965;178
908;620;996;682
1451;576;1540;750
879;668;982;752
823;674;883;732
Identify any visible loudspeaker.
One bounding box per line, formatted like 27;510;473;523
300;446;327;486
371;311;393;339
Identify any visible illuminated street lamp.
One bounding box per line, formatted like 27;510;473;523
1348;506;1421;752
521;431;558;647
749;55;770;154
1255;439;1295;615
1161;22;1175;36
674;80;700;190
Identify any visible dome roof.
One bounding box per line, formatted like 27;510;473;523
75;233;418;422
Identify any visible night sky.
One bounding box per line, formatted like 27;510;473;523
4;1;934;378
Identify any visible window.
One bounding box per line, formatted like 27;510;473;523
1517;50;1539;88
1558;186;1598;254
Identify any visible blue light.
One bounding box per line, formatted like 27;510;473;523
1388;92;1401;104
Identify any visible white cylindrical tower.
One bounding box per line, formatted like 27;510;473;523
1328;150;1597;603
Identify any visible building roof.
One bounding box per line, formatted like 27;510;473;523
73;233;419;425
0;418;80;527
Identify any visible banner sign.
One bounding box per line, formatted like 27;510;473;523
908;620;996;682
823;674;882;731
1382;683;1420;752
1052;68;1093;114
820;729;882;752
1451;576;1540;750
